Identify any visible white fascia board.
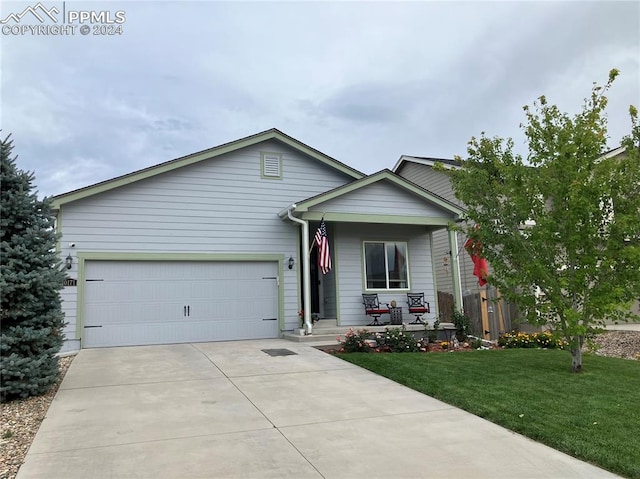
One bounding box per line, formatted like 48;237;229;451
602;146;626;159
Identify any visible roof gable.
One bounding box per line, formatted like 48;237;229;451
294;169;464;218
52;128;364;208
392;155;461;174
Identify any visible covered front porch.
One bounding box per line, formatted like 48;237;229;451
279;170;465;335
282;319;459;346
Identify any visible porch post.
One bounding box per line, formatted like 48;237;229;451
448;228;463;313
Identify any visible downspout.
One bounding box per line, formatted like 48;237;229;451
286;205;313;334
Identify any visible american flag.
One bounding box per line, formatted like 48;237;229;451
315;218;331;275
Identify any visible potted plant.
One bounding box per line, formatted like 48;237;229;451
451;310;471;342
297;311;321;335
426;318;440;343
297;310;306;335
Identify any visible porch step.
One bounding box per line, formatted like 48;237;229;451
282;322;457;346
309;325;424;335
281;332;342;345
313;319;338;329
311;318;454;331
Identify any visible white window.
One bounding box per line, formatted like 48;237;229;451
261;153;282;179
363;241;409;290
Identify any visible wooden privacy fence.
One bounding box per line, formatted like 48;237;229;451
437;288;518;340
437;291;455;324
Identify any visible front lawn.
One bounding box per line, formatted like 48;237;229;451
336;349;640;478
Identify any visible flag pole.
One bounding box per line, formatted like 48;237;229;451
308;213;326;255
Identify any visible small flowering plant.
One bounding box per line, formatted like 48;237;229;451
339;328;373;353
498;331;566;349
376;325;423;352
440;341;450;350
337;325;427;353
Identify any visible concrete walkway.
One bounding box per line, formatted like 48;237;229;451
18;340;619;478
604;323;640;331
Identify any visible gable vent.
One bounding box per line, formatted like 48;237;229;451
262;154;282;179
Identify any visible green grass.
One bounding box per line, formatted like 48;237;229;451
336;349;640;478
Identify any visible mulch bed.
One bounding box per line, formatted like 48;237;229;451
315;341;493;354
318;331;640;360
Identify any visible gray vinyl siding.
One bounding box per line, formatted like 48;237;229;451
397;162;462;206
60;285;79;352
59;139;354;342
431;228;479;295
397;162;479;294
335;223;436;326
309;181;452;218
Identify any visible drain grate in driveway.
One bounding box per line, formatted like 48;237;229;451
261;348;298;357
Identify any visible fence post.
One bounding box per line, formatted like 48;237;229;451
480;288;490;339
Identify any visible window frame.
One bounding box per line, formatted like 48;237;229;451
362;240;410;291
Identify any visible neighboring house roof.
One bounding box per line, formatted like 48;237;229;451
394;146;628;173
392;155;461;174
287;168;465;222
52;128;365;209
601;146;626;159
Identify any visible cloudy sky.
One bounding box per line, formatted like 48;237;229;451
1;1;639;197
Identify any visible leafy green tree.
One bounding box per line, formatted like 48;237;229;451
1;135;66;399
449;70;640;372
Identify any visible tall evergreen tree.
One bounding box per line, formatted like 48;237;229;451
1;135;66;400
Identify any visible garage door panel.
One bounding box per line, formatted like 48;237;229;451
83;261;279;348
86;280;193;302
83;318;278;348
84;301;182;325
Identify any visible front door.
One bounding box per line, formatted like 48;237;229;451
310;248;320;316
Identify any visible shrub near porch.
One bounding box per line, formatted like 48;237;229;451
339;326;426;353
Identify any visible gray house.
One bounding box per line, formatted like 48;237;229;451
393;156;481;298
395;148;640;331
54;129;464;351
394;155;518;338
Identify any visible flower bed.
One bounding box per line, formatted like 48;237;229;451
498;331;566;349
334;326;497;354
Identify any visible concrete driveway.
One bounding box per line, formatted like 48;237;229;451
18;340;618;478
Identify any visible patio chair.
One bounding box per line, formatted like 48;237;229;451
362;293;389;326
406;293;430;324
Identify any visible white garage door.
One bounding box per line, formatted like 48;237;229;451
83;261;279;348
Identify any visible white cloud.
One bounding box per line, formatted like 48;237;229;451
0;0;638;195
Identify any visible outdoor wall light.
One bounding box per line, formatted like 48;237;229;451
65;254;73;270
288;256;294;270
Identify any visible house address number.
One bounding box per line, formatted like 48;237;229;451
64;278;78;287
